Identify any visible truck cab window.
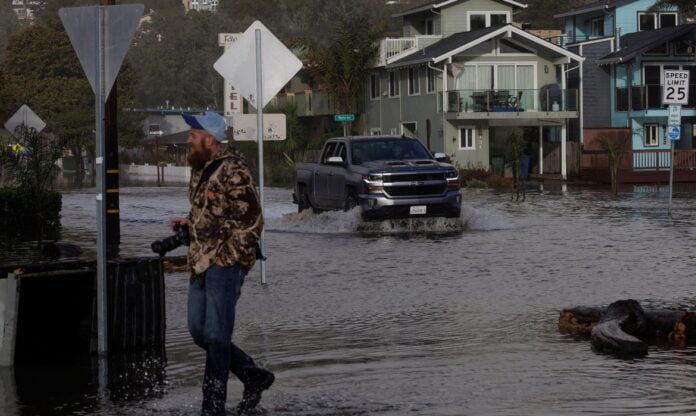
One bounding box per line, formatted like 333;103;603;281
321;142;337;164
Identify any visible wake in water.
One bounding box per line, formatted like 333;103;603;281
266;204;519;235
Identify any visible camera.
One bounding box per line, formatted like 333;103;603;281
151;224;190;257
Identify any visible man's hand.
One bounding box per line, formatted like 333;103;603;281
169;217;190;230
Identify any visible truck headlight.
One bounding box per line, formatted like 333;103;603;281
445;170;458;179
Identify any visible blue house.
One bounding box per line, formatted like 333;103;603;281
554;0;696;180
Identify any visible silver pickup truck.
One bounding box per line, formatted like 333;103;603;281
292;136;461;219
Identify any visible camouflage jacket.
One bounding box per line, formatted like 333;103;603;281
188;148;264;275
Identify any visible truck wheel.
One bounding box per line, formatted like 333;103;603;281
344;189;358;211
298;189;312;213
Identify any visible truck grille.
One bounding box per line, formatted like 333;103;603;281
384;184;447;197
384;173;446;181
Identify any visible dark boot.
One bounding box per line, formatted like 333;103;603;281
236;368;275;414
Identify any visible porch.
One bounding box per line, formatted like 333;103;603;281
441;88;579;119
582;149;696;183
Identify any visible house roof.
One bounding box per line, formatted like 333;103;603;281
596;24;696;65
386;24;583;68
553;0;617;19
393;0;527;18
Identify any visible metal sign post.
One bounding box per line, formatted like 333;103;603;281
59;4;143;355
214;20;302;285
663;69;689;216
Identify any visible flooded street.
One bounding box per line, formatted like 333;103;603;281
3;185;696;415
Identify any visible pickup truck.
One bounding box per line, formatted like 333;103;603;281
292;136;461;219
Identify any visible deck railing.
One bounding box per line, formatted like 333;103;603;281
440;89;579;113
582;149;696;172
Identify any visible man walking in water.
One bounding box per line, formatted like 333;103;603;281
170;111;274;415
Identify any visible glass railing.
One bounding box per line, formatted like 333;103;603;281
616;85;696;111
442;89;579;113
545;34;612;48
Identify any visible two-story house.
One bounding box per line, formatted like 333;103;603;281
364;0;584;179
555;0;696;182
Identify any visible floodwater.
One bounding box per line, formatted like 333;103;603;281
2;185;696;415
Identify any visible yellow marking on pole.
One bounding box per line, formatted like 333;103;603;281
107;209;120;214
106;189;119;193
106;169;119;174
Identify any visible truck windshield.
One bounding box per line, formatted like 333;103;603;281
350;139;432;165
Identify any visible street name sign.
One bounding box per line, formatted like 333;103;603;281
4;105;46;137
663;70;690;105
227;114;287;141
214;20;303;109
59;5;144;99
334;114;355;122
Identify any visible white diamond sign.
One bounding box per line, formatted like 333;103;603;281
4;105;46;138
214;21;302;109
59;4;144;99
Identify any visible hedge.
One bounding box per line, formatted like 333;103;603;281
0;187;61;240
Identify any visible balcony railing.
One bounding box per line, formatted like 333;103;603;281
374;36;441;66
616;84;696;111
545;34;612;48
439;89;579;114
583;149;696;172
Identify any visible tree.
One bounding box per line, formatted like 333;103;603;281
0;0;21;61
303;15;385;131
1;17;143;186
598;133;630;196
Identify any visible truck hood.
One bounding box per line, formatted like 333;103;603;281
358;159;454;174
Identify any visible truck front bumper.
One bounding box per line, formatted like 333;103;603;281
359;190;462;220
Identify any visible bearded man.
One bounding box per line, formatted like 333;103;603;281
169;111;274;415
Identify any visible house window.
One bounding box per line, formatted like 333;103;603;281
660;13;677;28
370;74;380;99
644;124;659;147
408;68;420;95
470;14;486;31
490;13;507;27
459;127;476;150
425;18;434;35
426;67;436;93
638;13;656;31
389;71;400;97
590;17;604;37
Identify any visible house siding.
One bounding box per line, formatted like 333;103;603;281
441;0;512;37
575;41;612;128
614;0;677;35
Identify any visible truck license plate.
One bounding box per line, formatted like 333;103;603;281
410;205;427;215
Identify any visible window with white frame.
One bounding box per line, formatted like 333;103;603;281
408;68;420;95
426;67;436;93
639;12;678;31
370;74;380;99
644;124;659;146
459;127;476;150
469;12;509;31
389;71;400;97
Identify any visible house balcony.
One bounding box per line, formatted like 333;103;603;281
439;89;579;120
616;84;696;113
374;35;442;67
545;34;612;48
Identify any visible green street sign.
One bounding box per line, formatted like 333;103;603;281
334;114;355;122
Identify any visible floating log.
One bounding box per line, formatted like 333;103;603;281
559;300;696;355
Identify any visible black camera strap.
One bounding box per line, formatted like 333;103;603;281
193;158;224;197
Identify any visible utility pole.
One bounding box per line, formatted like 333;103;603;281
101;0;120;246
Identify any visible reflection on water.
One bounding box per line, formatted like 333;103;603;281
3;186;696;415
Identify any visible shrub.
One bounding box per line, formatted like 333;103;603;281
465;178;488;188
459;167;491;182
485;175;513;189
0;187;61;240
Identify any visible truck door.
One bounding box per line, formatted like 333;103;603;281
326;142;348;208
314;142;337;208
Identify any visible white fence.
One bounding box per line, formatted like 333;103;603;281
120;164;191;184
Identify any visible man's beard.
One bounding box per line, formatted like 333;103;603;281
187;146;213;171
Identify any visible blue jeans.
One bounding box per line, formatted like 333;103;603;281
188;264;257;415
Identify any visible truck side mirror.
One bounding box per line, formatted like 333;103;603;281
433;152;448;162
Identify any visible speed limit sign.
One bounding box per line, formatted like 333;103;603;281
663;70;690;105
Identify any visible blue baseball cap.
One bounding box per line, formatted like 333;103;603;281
182;111;227;142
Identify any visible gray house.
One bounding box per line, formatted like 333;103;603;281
364;0;584;178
